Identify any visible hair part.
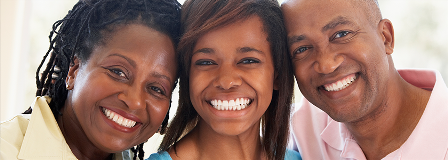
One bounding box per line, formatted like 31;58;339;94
29;0;181;159
158;0;294;159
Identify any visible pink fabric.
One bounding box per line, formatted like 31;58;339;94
289;69;448;160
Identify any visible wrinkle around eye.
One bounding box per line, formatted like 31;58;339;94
292;45;313;61
104;66;130;82
330;29;361;43
146;83;169;99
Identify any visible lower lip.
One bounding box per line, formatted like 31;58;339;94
321;75;359;99
209;103;252;118
100;107;140;133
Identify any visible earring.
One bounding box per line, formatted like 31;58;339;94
66;83;71;90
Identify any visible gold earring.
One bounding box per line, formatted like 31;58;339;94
66;84;70;90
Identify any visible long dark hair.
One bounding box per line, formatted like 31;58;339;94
158;0;294;159
26;0;181;159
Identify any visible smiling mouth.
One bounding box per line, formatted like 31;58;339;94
102;107;136;128
323;74;357;92
209;98;252;111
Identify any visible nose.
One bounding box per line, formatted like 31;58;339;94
117;85;146;110
213;65;242;90
313;48;344;74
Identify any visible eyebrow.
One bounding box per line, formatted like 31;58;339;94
239;47;264;54
151;72;172;84
287;16;354;46
287;35;306;47
193;47;264;55
107;53;136;68
322;16;354;32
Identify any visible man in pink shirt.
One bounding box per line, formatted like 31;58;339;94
281;0;448;159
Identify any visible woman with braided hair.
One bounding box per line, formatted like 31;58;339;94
1;0;181;159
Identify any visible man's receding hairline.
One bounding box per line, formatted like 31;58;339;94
351;0;382;25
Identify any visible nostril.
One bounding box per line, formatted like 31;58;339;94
214;76;242;90
314;55;344;74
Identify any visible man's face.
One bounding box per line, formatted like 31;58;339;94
282;0;394;123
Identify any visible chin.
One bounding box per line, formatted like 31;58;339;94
211;122;254;136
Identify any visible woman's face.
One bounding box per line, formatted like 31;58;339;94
189;16;276;136
65;24;177;152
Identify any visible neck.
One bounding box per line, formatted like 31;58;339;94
169;118;266;160
58;95;112;160
344;70;431;160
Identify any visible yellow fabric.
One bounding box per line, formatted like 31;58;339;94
1;97;130;160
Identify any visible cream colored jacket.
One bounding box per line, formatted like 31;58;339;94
1;96;132;160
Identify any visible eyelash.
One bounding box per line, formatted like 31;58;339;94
194;58;260;66
107;67;128;80
239;58;260;64
293;46;313;55
105;67;169;98
330;30;359;42
148;85;166;96
194;59;216;66
292;30;359;57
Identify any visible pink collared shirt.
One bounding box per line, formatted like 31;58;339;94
289;69;448;160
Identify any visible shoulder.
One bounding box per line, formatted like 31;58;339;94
284;149;302;160
290;97;331;130
1;114;31;160
146;151;172;160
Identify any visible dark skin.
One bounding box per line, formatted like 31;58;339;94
282;0;431;159
58;24;177;160
168;16;272;160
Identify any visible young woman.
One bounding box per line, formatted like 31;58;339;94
1;0;180;159
149;0;301;159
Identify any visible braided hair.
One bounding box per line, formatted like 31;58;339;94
28;0;180;159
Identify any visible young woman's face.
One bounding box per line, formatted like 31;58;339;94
189;16;276;136
65;24;177;152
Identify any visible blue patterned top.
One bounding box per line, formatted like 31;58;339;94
146;149;302;160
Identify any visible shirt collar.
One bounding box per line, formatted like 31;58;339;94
321;118;366;159
18;96;78;159
321;69;448;160
18;96;132;160
394;69;448;159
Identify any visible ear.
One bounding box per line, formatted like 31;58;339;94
66;56;80;90
379;19;394;55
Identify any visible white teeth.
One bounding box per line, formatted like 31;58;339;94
324;74;357;92
210;98;251;111
102;108;137;128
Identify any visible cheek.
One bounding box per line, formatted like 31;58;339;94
147;100;171;126
189;71;209;102
293;63;309;86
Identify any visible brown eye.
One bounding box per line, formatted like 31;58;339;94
111;69;126;78
294;46;311;54
106;67;129;81
194;59;216;66
150;86;165;95
330;30;359;43
239;58;260;64
334;31;350;39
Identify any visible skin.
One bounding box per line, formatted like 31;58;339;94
282;0;431;159
60;24;177;160
169;16;275;160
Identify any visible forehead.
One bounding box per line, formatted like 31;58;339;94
282;0;368;32
195;16;269;50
